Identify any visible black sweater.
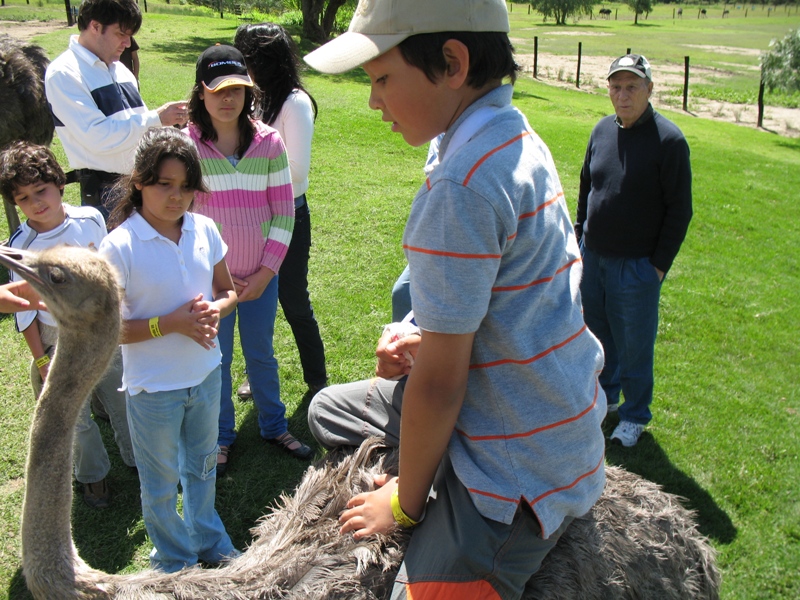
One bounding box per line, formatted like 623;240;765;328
575;105;692;273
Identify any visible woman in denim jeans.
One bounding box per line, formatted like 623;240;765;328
235;22;328;401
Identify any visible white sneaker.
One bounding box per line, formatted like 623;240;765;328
610;421;645;447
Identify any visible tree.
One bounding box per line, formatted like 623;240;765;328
760;28;800;93
529;0;597;25
301;0;350;44
626;0;653;24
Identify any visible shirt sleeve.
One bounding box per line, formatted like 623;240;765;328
652;133;692;273
259;134;295;273
277;92;314;196
45;67;161;156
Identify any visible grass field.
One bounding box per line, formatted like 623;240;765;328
0;5;799;599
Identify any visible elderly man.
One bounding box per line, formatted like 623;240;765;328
575;54;693;447
45;0;187;219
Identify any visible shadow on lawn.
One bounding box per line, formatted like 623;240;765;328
603;414;737;545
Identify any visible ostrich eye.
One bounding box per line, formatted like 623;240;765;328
48;267;67;284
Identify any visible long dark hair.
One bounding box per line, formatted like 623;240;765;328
107;128;207;230
234;22;318;126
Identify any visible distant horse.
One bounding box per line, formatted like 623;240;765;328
599;8;612;19
699;8;708;17
677;7;683;17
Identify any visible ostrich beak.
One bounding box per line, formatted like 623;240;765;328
0;246;44;285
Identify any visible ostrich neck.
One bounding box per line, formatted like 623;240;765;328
21;323;119;593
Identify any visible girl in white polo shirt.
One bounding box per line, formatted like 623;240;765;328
100;127;239;573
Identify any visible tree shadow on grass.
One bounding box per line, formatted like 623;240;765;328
603;413;737;545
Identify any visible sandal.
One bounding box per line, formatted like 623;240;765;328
216;445;231;478
264;431;313;460
83;478;111;509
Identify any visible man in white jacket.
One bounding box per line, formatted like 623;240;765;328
45;0;186;219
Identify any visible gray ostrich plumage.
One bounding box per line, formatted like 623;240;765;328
0;34;54;150
0;34;55;234
0;245;720;599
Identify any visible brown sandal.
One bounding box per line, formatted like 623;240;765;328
216;445;231;478
264;431;313;460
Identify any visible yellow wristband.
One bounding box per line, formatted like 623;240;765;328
148;316;163;338
35;355;50;368
390;487;419;528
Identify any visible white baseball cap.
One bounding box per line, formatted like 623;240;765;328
304;0;510;74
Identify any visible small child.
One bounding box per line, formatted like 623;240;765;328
0;141;135;510
186;44;312;474
99;127;238;572
305;1;607;597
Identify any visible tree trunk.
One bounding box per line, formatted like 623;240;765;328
321;0;348;39
302;0;326;43
303;0;348;44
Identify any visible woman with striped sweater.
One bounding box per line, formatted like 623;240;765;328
186;45;313;477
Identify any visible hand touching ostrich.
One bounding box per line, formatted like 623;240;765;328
0;244;719;599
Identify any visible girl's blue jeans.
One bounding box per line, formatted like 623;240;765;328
218;275;287;446
126;366;235;573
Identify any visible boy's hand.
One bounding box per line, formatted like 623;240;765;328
339;474;398;539
375;330;420;379
164;294;219;349
0;281;46;313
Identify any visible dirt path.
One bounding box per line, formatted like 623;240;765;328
0;19;72;42
3;19;799;137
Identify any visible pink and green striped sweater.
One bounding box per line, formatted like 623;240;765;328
187;121;294;279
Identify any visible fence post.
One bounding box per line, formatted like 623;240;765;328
683;56;690;112
534;36;538;79
757;78;765;128
626;47;631;54
576;42;582;88
64;0;73;25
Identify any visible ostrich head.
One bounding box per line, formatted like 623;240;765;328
0;245;121;332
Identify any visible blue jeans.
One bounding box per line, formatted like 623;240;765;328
126;367;235;573
278;198;327;388
218;275;287;445
391;264;412;323
579;246;662;425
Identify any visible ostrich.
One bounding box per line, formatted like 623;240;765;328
0;244;720;599
0;34;55;234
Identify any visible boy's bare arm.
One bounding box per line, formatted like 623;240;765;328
22;319;49;379
397;330;474;519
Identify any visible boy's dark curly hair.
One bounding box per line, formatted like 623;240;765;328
0;141;66;204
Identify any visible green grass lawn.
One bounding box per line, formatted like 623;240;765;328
0;7;799;599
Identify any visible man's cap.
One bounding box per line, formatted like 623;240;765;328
607;54;652;81
196;44;253;91
304;0;510;74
